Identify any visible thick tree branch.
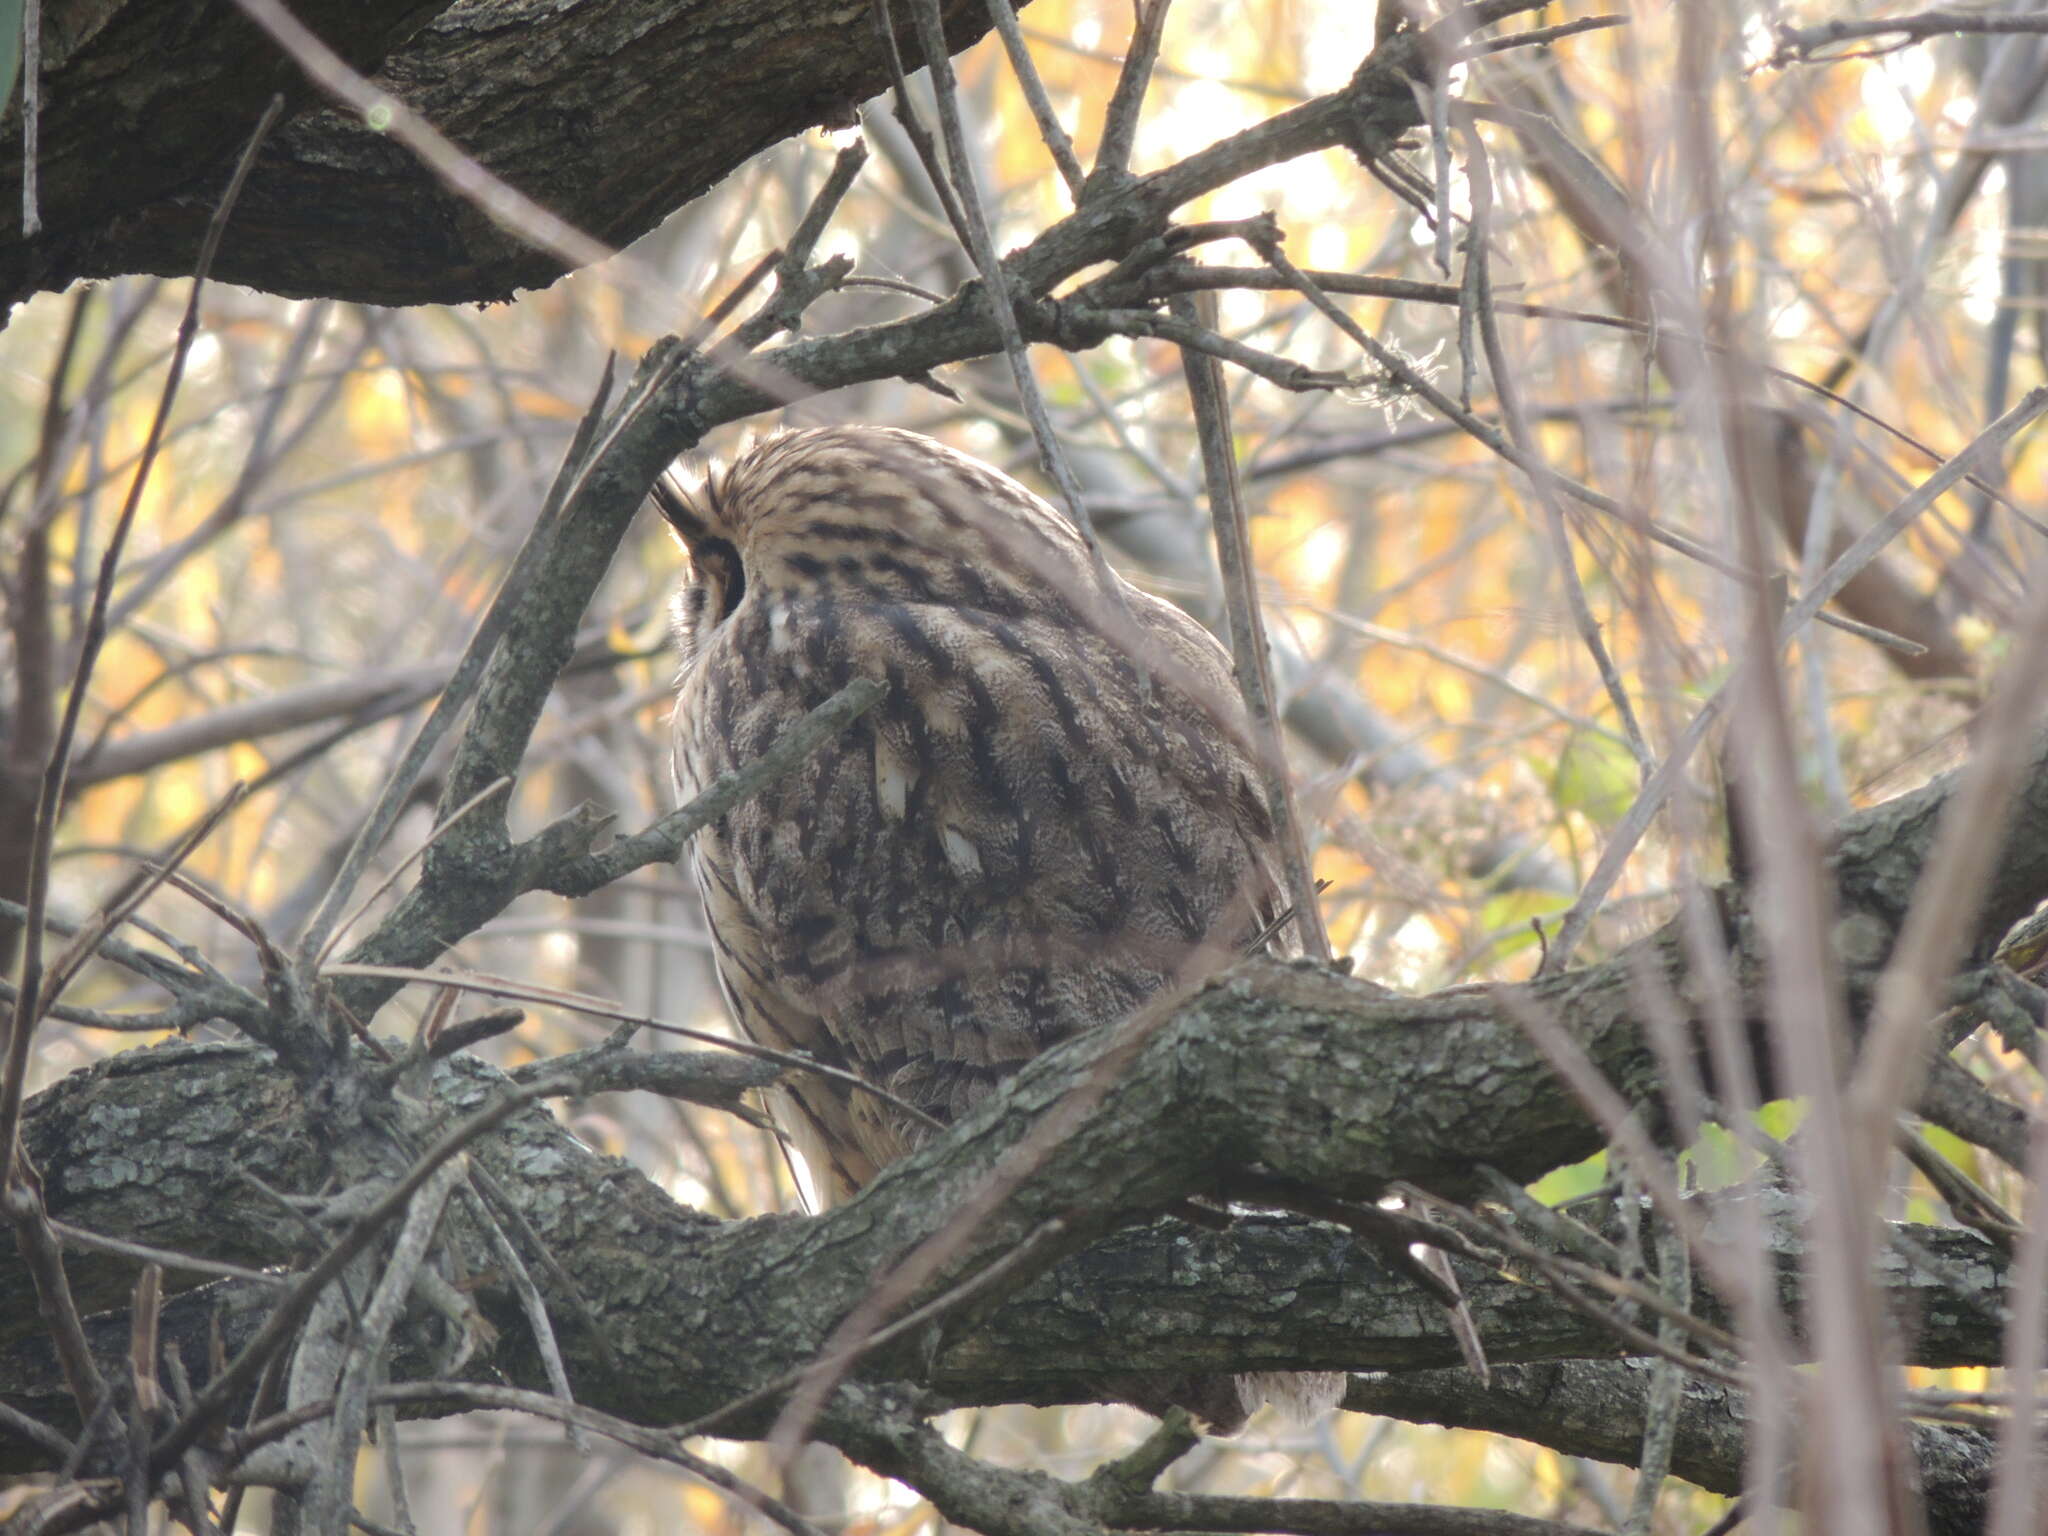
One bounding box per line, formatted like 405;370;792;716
1;0;1010;310
1346;1362;1994;1536
6;731;2046;1500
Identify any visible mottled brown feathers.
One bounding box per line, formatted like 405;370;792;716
662;425;1288;1188
662;427;1332;1425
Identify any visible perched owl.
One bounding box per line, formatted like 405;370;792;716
658;425;1338;1428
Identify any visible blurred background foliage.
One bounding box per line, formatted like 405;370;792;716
4;0;2041;1528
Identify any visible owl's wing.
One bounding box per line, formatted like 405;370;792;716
686;841;884;1205
677;573;1289;1189
675;677;887;1205
1123;582;1296;956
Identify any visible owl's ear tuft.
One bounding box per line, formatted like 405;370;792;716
652;473;712;548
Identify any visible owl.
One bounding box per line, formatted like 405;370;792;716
658;425;1337;1428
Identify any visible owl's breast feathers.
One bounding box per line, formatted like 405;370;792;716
666;427;1286;1200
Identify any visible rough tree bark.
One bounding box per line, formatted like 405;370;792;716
3;731;2043;1536
1;0;1006;309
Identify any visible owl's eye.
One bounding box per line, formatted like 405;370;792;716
694;537;746;622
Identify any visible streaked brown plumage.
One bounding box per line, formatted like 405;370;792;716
659;425;1336;1428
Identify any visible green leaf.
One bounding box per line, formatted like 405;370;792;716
1528;1147;1608;1205
1756;1098;1807;1141
1920;1123;1980;1183
1549;731;1638;828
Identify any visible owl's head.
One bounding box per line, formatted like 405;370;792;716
654;425;1096;667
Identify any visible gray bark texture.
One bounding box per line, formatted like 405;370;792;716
1;0;1001;308
3;731;2045;1536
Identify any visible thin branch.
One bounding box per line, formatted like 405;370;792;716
222;0;678;305
754;955;1233;1457
312;776;512;971
1773;10;2048;66
1090;0;1172;188
1842;529;2048;1208
1173;289;1331;962
688;1218;1068;1451
1138;259;2040;548
2;94;281;1185
1774;386;2048;648
1461;126;1654;779
0;1178;108;1422
1458;14;1627;59
39;781;248;1013
1624;1220;1692;1535
340;1383;833;1536
1112;1488;1611;1536
0;1397;74;1463
541;678;886;893
19;0;40;235
149;1063;592;1471
0;101;281;1439
906;0;1112;568
319;961;941;1135
982;0;1085;199
48;1220;290;1287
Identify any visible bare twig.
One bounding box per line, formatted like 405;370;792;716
1624;1220;1691;1534
543;675;887;893
49;1220;290;1287
39;781;249;1013
1987;1028;2048;1534
1090;0;1172;188
320;1382;834;1536
151;1063;588;1471
295;1155;465;1536
1;1176;108;1419
983;0;1085;199
0;1398;74;1463
1773;10;2048;67
1489;984;1747;1306
752;945;1238;1458
695;1217;1067;1453
321;960;939;1134
1842;530;2048;1208
1776;386;2048;647
869;0;973;244
2;94;281;1183
1174;289;1331;962
1459;14;1627;59
224;0;677;306
905;0;1111;568
0;103;281;1442
312;776;512;971
292;361;618;968
1461;122;1654;779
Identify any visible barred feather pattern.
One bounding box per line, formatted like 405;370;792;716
661;426;1340;1430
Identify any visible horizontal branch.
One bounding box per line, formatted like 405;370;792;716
1345;1361;1994;1528
1;0;1009;307
6;728;2046;1483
